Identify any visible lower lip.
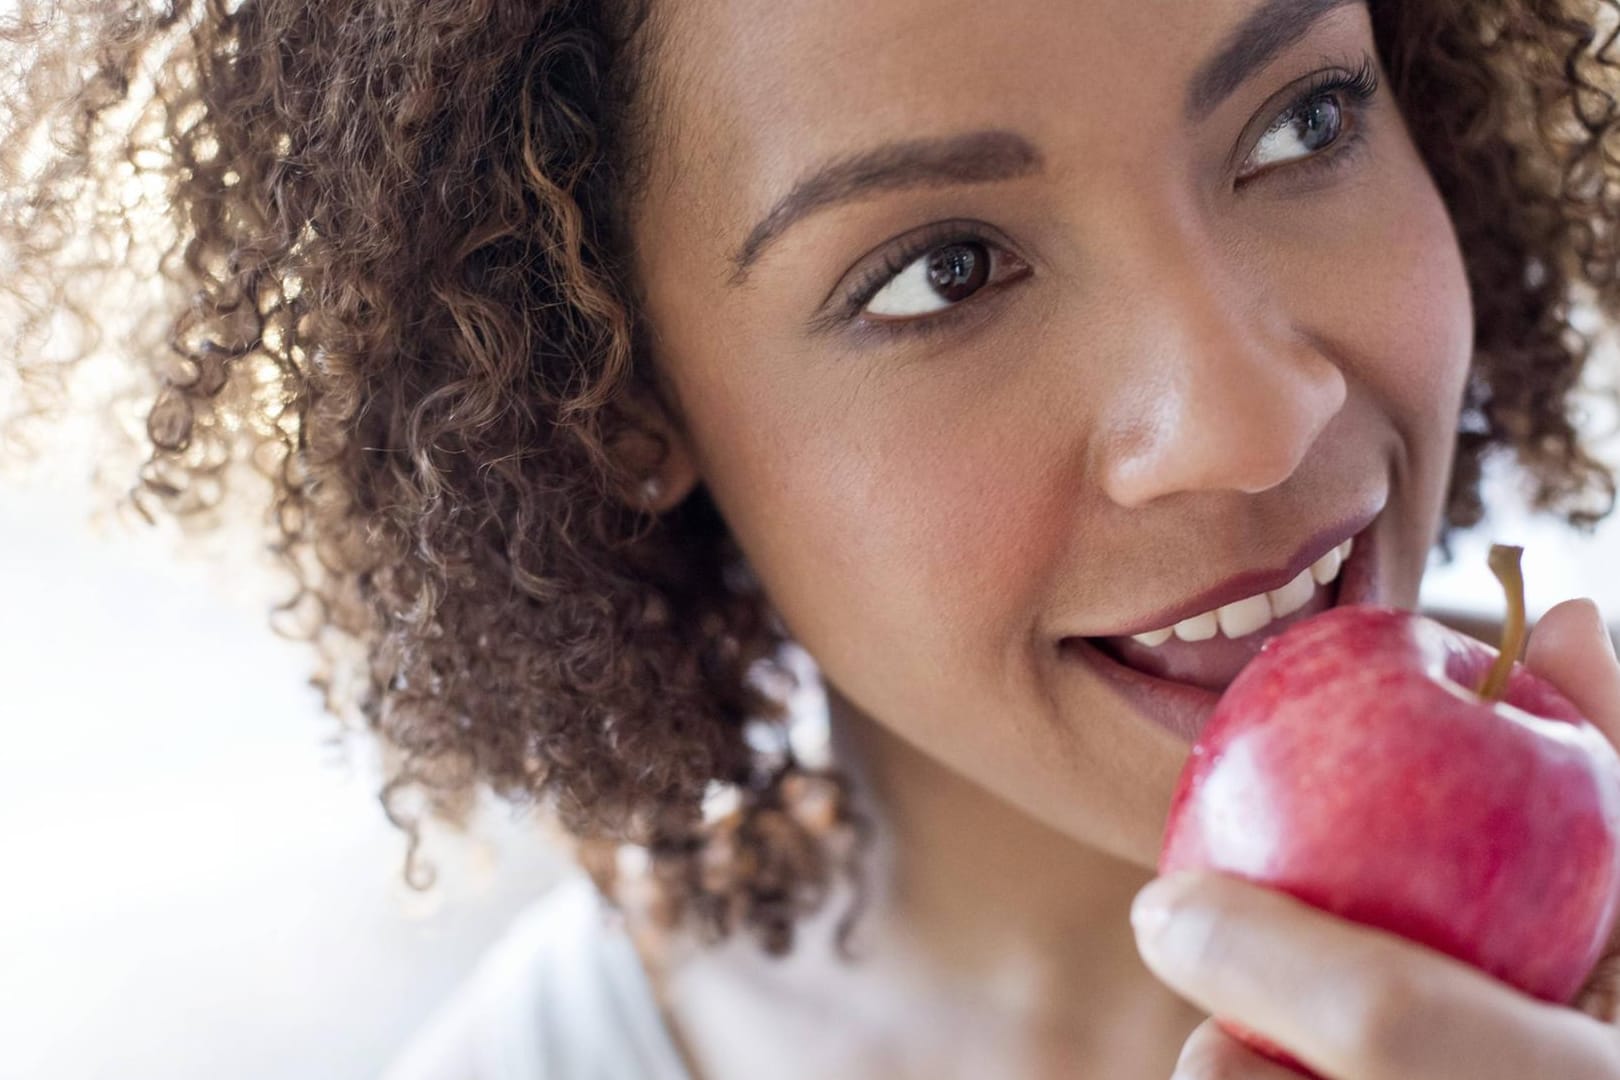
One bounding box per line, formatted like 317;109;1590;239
1060;524;1382;744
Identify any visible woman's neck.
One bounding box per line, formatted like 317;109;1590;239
820;682;1199;1045
629;684;1205;1080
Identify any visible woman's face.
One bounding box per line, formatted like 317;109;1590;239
629;0;1474;865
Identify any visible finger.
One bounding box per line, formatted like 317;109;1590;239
1171;1017;1309;1080
1524;598;1620;737
1132;870;1620;1080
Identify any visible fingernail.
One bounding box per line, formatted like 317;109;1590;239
1132;893;1171;943
1131;871;1198;945
1577;599;1618;662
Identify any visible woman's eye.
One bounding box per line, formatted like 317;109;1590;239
863;240;1005;320
1245;94;1344;174
1237;65;1380;184
819;224;1033;343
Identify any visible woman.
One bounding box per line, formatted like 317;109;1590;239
6;0;1620;1075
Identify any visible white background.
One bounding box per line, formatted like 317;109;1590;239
0;471;573;1080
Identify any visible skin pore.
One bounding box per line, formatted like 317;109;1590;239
617;0;1476;1075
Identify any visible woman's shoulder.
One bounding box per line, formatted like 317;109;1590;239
380;871;691;1080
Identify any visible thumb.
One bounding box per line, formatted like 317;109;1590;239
1528;600;1620;1024
1523;598;1620;739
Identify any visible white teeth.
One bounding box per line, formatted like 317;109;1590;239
1173;610;1219;642
1125;535;1356;648
1216;593;1273;638
1310;545;1342;585
1268;567;1317;619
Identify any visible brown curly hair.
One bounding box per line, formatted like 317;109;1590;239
2;0;1617;962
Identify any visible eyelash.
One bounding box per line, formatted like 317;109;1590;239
829;220;1022;345
836;53;1382;346
1239;52;1380;186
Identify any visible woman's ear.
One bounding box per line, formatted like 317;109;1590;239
609;390;701;514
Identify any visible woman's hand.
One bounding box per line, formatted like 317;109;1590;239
1130;598;1620;1079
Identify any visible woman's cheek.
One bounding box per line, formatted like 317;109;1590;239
765;374;1075;705
1347;155;1475;491
1264;150;1474;600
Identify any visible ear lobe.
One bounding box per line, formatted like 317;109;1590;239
633;432;700;513
608;393;701;513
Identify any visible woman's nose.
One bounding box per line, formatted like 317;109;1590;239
1097;233;1347;509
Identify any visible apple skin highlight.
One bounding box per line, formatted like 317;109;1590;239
1159;604;1620;1076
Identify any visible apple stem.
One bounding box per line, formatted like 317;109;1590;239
1477;543;1527;702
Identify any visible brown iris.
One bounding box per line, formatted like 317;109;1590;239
925;242;989;303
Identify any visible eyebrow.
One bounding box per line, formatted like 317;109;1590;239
725;130;1041;287
726;0;1366;286
1185;0;1366;125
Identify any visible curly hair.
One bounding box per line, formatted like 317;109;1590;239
2;0;1617;962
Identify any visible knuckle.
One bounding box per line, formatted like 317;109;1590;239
1343;963;1430;1070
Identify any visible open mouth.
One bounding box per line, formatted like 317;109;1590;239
1058;519;1379;741
1089;562;1346;692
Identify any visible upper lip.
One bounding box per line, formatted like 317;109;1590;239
1069;502;1383;640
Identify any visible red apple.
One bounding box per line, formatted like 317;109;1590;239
1159;546;1620;1077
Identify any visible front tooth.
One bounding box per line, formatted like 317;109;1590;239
1216;593;1274;638
1145;540;1355;649
1268;567;1316;618
1173;610;1219;642
1309;546;1342;585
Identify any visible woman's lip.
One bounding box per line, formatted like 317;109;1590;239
1094;568;1337;691
1062;635;1224;743
1059;521;1380;744
1075;502;1385;640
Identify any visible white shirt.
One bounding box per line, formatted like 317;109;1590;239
383;872;695;1080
